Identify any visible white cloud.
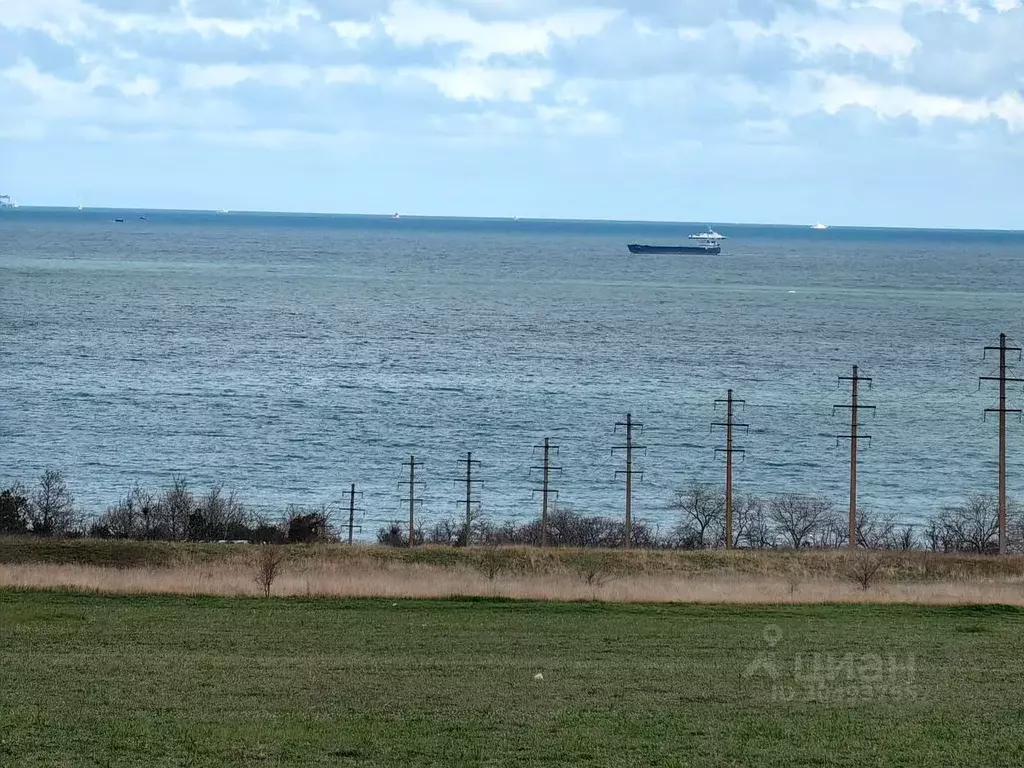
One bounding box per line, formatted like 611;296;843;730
120;74;161;97
178;63;312;89
0;0;94;41
734;9;918;60
535;104;619;135
323;65;375;84
405;66;555;101
381;0;618;60
2;0;1023;152
805;73;1024;131
328;20;374;41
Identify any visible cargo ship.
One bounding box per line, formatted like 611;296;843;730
627;228;725;255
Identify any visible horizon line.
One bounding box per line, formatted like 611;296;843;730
6;205;1023;234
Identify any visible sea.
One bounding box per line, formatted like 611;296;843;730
2;208;1024;536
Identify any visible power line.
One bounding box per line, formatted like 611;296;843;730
340;483;363;545
398;455;424;548
455;452;482;546
612;413;646;549
530;437;562;547
980;333;1023;555
712;389;749;549
834;365;875;550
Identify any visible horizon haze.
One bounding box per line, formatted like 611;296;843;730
1;0;1022;230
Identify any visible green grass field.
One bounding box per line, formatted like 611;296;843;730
2;591;1024;767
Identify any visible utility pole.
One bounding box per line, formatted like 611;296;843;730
981;333;1023;555
835;366;875;549
456;452;482;546
341;483;363;545
713;390;748;549
613;413;646;549
399;456;424;547
530;437;562;546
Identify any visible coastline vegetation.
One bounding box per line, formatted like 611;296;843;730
3;468;1022;554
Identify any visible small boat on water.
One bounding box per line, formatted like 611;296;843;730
811;222;828;230
628;227;726;255
114;217;125;223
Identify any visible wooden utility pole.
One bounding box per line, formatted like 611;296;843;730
531;438;562;547
456;452;482;546
981;334;1023;555
341;483;363;545
835;366;875;549
613;413;646;549
399;456;424;547
713;390;748;549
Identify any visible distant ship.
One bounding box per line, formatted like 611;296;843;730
628;227;726;255
392;212;401;219
0;194;18;209
811;222;828;230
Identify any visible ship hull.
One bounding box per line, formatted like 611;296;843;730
627;244;721;255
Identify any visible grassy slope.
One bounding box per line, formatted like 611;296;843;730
5;536;1024;582
2;592;1024;767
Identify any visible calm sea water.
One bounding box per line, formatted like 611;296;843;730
2;208;1024;535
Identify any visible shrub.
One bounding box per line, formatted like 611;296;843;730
286;506;331;544
0;484;31;535
254;546;286;597
376;522;423;547
847;552;884;590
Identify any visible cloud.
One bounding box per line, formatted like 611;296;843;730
178;63;313;90
405;66;555;102
1;0;1022;182
380;0;618;60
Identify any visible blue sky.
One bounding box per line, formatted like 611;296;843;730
1;0;1022;228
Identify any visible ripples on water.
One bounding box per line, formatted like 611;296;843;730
2;209;1023;535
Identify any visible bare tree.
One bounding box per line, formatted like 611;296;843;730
934;495;1000;554
188;485;250;541
855;509;898;549
817;509;849;549
254;546;287;598
669;484;725;549
157;476;194;540
427;516;464;545
30;469;77;536
769;494;833;549
474;549;508;581
883;525;919;551
735;494;774;549
576;563;616;587
93;484;154;538
847;552;884;590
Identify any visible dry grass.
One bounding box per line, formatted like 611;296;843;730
8;536;1024;583
5;537;1024;605
3;559;1024;605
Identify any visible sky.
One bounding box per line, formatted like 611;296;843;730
0;0;1022;228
